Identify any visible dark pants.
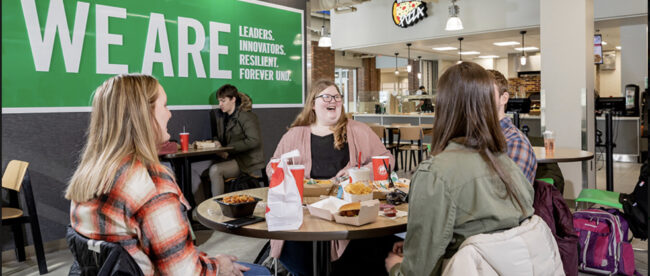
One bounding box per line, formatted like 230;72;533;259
279;235;400;276
238;262;271;276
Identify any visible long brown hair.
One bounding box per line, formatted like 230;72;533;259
291;79;348;150
431;62;524;213
66;74;163;202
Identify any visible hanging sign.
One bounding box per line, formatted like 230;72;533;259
392;0;427;28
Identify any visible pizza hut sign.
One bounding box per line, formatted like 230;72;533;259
392;0;428;28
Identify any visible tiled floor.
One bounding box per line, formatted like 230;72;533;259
3;160;648;275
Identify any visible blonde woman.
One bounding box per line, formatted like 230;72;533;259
66;74;268;276
267;79;396;276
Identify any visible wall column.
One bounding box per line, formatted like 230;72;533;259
620;24;648;93
540;0;596;198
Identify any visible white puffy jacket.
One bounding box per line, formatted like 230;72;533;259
442;215;565;276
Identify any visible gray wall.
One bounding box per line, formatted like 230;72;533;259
1;0;306;250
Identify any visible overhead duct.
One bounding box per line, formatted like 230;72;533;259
311;0;370;11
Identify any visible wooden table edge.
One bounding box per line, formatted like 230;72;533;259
196;212;407;241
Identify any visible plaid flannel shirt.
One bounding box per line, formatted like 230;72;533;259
500;117;537;184
70;159;219;275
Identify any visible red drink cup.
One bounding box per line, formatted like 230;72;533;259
269;158;280;174
372;156;390;180
288;165;305;200
179;133;189;151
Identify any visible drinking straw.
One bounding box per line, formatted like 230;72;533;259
358;152;362;169
183;126;186;132
383;159;394;188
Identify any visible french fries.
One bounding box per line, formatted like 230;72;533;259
344;182;372;195
221;195;255;204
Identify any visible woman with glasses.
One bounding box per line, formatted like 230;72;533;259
266;79;396;276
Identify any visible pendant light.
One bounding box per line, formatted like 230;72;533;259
457;37;463;63
394;52;399;75
417;56;422;80
318;12;331;47
406;43;412;72
445;0;463;31
519;30;527;65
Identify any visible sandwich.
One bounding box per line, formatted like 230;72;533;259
338;202;361;217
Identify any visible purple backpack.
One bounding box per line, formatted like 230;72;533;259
573;208;639;275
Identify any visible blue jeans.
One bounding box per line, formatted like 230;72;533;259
237;262;271;276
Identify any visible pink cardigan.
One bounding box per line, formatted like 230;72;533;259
266;119;395;260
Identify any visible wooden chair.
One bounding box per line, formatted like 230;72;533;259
2;160;47;274
397;126;428;171
385;124;411;171
369;125;387;144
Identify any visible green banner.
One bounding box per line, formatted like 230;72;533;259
2;0;304;111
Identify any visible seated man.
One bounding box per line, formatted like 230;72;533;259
487;70;537;183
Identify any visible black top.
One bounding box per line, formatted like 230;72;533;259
310;133;349;179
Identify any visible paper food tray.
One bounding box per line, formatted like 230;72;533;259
307;196;348;221
303;182;334;197
333;199;380;226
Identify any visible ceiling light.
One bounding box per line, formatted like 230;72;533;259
602;41;608;45
433;46;457;51
417;56;422;80
318;13;331;48
514;47;538;51
616;46;622;50
478;55;499;59
493;41;520;46
318;36;331;47
520;30;527;65
459;51;480;55
445;0;463;31
406;43;412;73
394;52;399;75
457;37;463;62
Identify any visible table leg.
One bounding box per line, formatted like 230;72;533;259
313;241;331;276
182;157;197;209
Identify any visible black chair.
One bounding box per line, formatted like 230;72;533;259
66;225;144;276
2;160;47;274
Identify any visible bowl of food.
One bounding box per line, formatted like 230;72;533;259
214;194;261;218
343;181;373;202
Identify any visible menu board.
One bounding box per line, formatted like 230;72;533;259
594;34;603;64
2;0;304;112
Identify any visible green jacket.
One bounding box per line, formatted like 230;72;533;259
210;107;264;175
391;142;535;276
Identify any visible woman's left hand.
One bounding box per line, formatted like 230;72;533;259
385;252;403;273
335;169;349;178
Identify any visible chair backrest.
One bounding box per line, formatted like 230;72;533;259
2;160;29;192
399;126;423;141
391;123;411;127
66;225;144;276
369;125;386;140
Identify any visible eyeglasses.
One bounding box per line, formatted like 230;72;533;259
315;94;343;102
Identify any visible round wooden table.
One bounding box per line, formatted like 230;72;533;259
533;146;594;163
196;187;408;276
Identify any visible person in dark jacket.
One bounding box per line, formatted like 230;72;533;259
207;84;264;196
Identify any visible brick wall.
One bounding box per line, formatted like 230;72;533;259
508;74;541;95
311;41;335;82
358;57;381;101
408;59;420;91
